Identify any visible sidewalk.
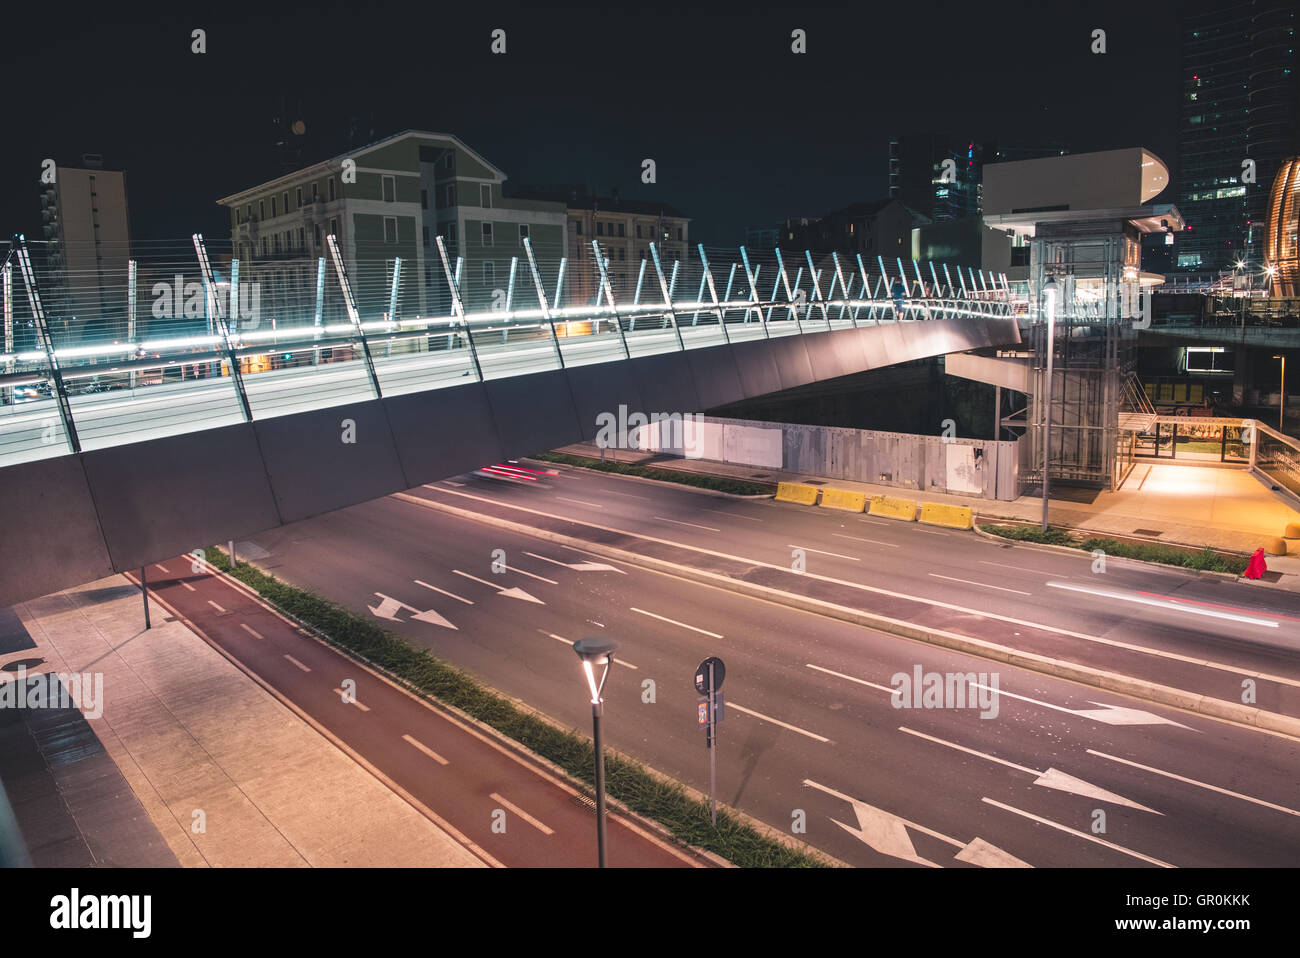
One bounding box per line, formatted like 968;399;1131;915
7;575;484;867
553;443;1300;586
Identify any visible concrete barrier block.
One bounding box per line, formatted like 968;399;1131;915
1265;536;1288;556
868;494;918;521
919;501;974;530
1285;523;1300;540
819;487;867;513
775;482;820;506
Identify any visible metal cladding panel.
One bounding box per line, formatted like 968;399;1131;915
802;329;853;383
629;351;702;417
0;456;113;607
684;343;746;410
383;382;504;484
764;335;815;391
730;338;783;399
81;423;282;573
254;401;408;524
563;361;646;441
483;370;583;457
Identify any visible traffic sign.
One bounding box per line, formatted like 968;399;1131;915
694;657;725;694
698;694;725;729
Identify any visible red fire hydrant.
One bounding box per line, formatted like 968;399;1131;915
1244;548;1268;580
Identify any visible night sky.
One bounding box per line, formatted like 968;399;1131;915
3;0;1183;245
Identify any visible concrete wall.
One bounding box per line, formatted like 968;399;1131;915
636;414;1022;501
0;314;1021;607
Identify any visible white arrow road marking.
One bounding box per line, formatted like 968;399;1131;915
966;681;1194;730
524;551;627;574
368;592;458;629
899;727;1162;814
1046;581;1280;628
804;779;1029;868
1088;750;1300;818
451;570;545;604
982;798;1173;868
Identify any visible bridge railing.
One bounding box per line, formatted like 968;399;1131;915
0;235;1013;466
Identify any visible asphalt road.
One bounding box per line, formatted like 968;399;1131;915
238;467;1300;867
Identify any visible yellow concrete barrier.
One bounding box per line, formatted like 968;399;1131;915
867;494;918;521
1265;536;1288;556
1285;523;1300;540
819;487;867;513
775;482;820;506
919;502;974;531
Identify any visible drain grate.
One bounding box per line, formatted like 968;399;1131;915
1261;571;1284;583
571;792;607;816
1132;528;1164;537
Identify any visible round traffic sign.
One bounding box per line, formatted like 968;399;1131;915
694;656;725;694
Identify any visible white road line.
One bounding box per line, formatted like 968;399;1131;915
979;560;1055;575
653;516;721;532
806;663;897;694
409;488;1300;688
915;528;948;536
207;600;227;613
788;544;861;562
630;607;722;638
154;563;170;573
402;734;449;765
557;496;601;508
452;570;500;589
239;623;264;640
1088;750;1300;817
283;654;311;672
180;581;196;592
928;574;1032;596
443;480;467;487
414;579;474;604
729;702;830;742
1047;581;1279;628
559;545;632;570
489;792;555;835
963;681;1191;729
334;688;371;712
523;552;571;568
981;798;1173;868
713;511;764;522
899;727;1041;776
831;533;898;548
601;490;651;500
504;565;559;585
538;629;639;665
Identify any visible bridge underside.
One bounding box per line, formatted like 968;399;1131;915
0;315;1019;607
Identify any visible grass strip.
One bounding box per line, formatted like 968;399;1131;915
532;451;774;496
204;548;825;867
977;524;1249;575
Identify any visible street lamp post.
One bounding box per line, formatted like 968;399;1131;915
572;638;617;868
1275;354;1286;431
1041;275;1059;532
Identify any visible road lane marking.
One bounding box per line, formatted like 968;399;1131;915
900;727;1161;813
154;563;170;573
964;681;1193;729
451;570;544;604
806;663;897;694
1087;750;1300;818
503;565;559;585
414;580;474;604
334;688;371;712
1047;581;1279;628
538;629;638;669
557;496;601;508
600;490;651;500
207;600;227;613
788;544;860;562
239;623;264;640
489;793;555;835
803;779;958;867
928;574;1032;596
283;654;311;672
729;703;829;742
407;489;1300;688
653;516;721;532
713;511;764;522
981;798;1173;868
402;734;449;765
832;533;898;548
979;560;1055;575
180;581;196;592
630;607;722;638
523;551;625;574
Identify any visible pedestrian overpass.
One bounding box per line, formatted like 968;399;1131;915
0;234;1020;606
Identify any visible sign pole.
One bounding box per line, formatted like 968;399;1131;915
708;660;717;826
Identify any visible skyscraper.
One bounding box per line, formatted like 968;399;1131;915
1176;0;1299;275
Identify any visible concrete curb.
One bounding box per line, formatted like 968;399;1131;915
529;454;775;499
407;499;1300;743
208;551;836;867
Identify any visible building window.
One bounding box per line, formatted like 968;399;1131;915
282;191;289;212
445;184;456;207
444;152;454;170
576;220;583;236
423;226;430;247
421;189;428;210
382;175;396;203
259;199;265;219
312;182;319;202
597;222;604;236
384;216;398;244
328;177;336;201
314;225;321;247
618;248;625;261
246;204;253;221
481;184;492;209
296;186;303;208
298;227;305;250
481;222;493;246
519;223;529;244
330;217;339;239
273;234;281;255
676;228;683;241
483;262;494;285
636;224;642;238
618;223;625;238
447;222;457;245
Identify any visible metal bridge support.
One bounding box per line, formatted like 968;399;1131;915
325;233;384;398
14;235;80;452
